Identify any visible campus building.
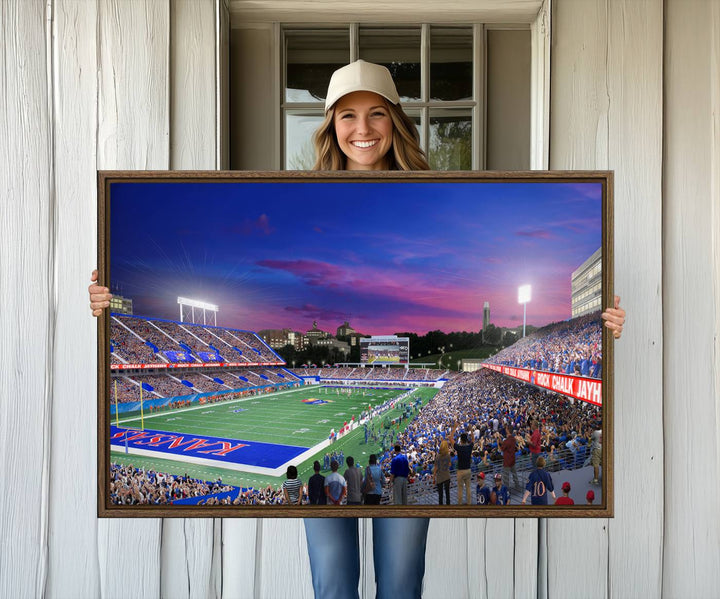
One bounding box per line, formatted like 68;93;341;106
571;248;602;318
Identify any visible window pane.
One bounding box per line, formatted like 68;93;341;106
402;109;423;149
430;27;473;101
359;28;421;102
286;30;349;103
429;109;472;170
285;112;324;169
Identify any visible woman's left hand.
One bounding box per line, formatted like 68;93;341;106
601;295;626;339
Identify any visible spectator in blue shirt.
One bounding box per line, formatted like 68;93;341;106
521;457;556;505
476;472;492;505
389;444;411;505
491;473;511;505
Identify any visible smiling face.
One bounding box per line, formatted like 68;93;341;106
333;90;394;170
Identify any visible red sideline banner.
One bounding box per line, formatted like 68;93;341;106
482;363;602;406
110;361;285;370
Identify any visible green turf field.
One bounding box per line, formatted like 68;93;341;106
111;384;438;490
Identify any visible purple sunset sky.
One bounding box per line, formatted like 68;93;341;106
110;180;602;335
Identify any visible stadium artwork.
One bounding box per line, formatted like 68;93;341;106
97;171;614;518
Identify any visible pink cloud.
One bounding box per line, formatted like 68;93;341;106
256;259;346;287
284;303;347;323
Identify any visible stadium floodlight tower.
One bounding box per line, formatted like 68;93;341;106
518;284;531;337
177;296;219;325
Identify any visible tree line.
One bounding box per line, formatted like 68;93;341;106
275;323;535;367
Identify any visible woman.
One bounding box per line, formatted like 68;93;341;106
433;440;451;505
89;60;626;599
301;60;432;599
282;465;304;506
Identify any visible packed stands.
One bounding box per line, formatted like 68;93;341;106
110;463;235;505
111;319;167;364
175;373;230;393
223;368;600;505
110;378;162;403
292;366;450;382
486;312;603;379
110;367;296;403
370;368;601;494
229;486;287;506
110;314;280;366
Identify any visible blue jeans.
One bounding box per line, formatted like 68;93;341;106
303;517;430;599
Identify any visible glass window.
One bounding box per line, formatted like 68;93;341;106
429;109;472;170
359;28;421;102
285;112;325;170
281;25;528;172
285;30;349;103
430;27;473;101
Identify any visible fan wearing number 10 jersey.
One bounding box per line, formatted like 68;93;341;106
521;456;556;505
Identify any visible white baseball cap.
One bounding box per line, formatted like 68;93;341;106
324;60;400;112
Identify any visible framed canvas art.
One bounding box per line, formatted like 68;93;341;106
97;171;613;518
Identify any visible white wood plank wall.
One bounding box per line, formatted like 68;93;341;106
95;0;168;596
1;1;718;597
0;1;53;598
163;3;223;599
663;1;720;596
550;2;664;598
47;0;100;596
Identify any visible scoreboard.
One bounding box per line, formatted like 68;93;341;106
360;335;409;364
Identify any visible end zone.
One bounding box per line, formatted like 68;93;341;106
110;425;328;477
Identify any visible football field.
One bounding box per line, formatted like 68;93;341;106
110;384;437;489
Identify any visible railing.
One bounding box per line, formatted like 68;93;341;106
378;443;595;505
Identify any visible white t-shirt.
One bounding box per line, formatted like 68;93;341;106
324;472;347;503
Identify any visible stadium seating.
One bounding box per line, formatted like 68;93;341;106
486;312;602;379
110;463;236;505
110;314;281;366
380;368;602;495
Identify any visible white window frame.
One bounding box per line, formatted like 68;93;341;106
237;1;551;170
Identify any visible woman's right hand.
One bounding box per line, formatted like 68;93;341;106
89;269;112;317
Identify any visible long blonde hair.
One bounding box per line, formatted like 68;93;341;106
312;100;430;171
438;440;450;456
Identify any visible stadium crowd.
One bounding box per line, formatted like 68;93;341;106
192;368;601;506
110;314;280;366
109;463;235;505
111;322;162;364
293;366;450;382
370;368;601;493
110;368;300;403
486;313;603;379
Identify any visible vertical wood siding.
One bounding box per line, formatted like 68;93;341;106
96;1;169;597
663;1;720;596
256;519;314;598
47;0;101;597
550;2;665;598
1;1;718;598
0;1;53;597
605;1;665;596
221;519;259;598
550;4;611;595
162;2;222;598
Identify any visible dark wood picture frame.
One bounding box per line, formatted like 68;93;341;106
98;170;614;518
